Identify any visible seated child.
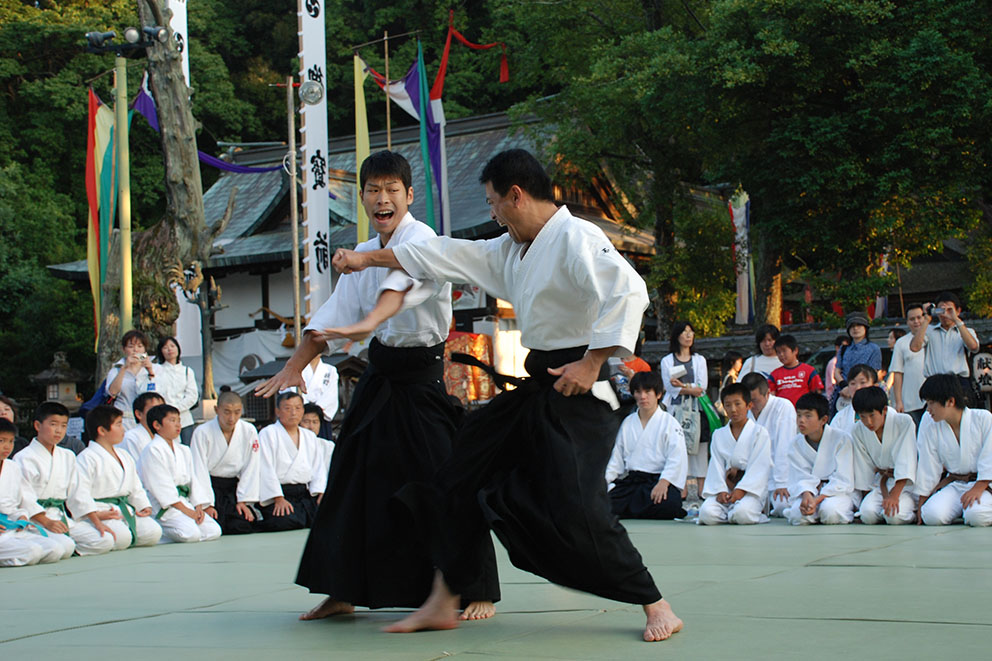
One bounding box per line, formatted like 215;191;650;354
769;334;824;405
301;403;335;480
0;418;66;566
784;393;856;525
15;402;111;557
829;364;878;435
850;387;917;525
189;391;261;535
120;392;165;462
256;392;326;531
916;374;992;527
605;371;688;520
138;404;221;543
68;406;162;549
741;373;796;518
698;383;772;525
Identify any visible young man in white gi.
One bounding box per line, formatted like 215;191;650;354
784;393;857;525
849;386;917;524
189;390;261;535
698;383;772;525
69;406;162;550
138;404;221;543
916;374;992;526
119;392;165;462
330;149;682;642
741;372;796;517
606;370;688;520
16;402;107;557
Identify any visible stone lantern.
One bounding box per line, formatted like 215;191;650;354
31;352;88;412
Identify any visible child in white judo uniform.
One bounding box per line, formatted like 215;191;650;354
606;371;688;520
784;393;857;525
829;364;878;435
190;391;261;535
16;402;110;557
69;406;162;549
138;404;221;543
741;373;796;517
850;387;917;524
119;392;165;462
916;374;992;526
0;418;65;566
698;383;772;525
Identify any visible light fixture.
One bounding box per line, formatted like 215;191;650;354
299;80;324;105
84;31;116;48
143;26;169;43
123;27;141;44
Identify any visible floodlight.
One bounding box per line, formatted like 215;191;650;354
85;31;116;48
143;26;169;43
299;80;324;105
123;27;141;44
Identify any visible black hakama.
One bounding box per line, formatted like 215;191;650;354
296;338;500;608
209;475;255;535
399;347;662;605
256;483;318;531
609;471;686;520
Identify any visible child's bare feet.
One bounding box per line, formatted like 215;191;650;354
459;601;495;620
642;599;683;642
299;597;355;620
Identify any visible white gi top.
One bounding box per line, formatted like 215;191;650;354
830;403;858;436
920;323;978;378
190;418;261;504
606;408;688;491
740;354;783;380
702;420;772;499
257;421;327;505
393;206;649;355
749;394;797;490
12;439;78;520
0;458;40;522
302;361;339;420
120;425;154;464
305;213;451;349
68;442;152;517
138;435;214;511
915;408;992;496
850;408;917;492
889;334;925;411
787;426;855;499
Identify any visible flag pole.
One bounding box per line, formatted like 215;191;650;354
383;30;391;149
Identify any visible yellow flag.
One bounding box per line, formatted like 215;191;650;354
354;54;370;243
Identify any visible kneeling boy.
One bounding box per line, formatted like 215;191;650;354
698;383;772;525
69;406;162;549
784;394;856;525
138;404;221;543
916;374;992;526
850;387;917;524
606;371;688;520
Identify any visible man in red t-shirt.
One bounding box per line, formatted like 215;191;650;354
769;334;824;405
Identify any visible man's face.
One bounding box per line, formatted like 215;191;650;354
34;415;68;446
277;396;305;428
0;432;14;461
925;399;955;422
936;300;961;326
749;388;769;414
217;402;243;432
360;176;412;242
137;398;165;425
485;182;524;243
154;413;183;441
723;393;750;424
858;409;886;434
300;412;322;435
759;333;777;357
906;307;926;333
797;409;826;436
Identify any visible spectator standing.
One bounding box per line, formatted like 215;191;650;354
890;305;927;428
835;311;882;393
739;324;783;380
909;291;980;407
659;321;709;498
146;337;199;444
824;336;849;401
105;330;156;431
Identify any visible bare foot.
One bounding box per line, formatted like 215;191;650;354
642;599;683;642
383;570;460;633
299;597;355;621
459;601;495;621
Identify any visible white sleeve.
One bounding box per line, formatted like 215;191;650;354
378;268;443;312
850;428;878;492
314;366;339;421
394;235;513;302
304;269;367;335
892;417;918;486
701;437;728;497
256;428;284;505
771;405;797;489
659;355;680;406
236;426;261;504
889;342;906;374
789;440;818;497
188;429;214;507
977;412;992;482
139;447;183;508
604;431;626;488
737;427;772;497
822;436;855;496
914;424;942;496
13;464;41;520
123;456;152;512
308;435;328;496
695;354;708;392
175;366;200;412
67;454;98;519
660;423;688;490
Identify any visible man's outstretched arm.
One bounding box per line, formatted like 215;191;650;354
255;332;326;398
333;247;400;273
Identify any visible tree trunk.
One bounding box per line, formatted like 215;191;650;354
752;228;782;328
650;170;677;339
198;278;217;400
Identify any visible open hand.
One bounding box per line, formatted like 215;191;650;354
650;480;670;504
235;502;255;522
773;488;790;501
255;363;306;398
882;492;901;517
98;509;123;521
548;356;600;396
273;496;294;517
95;521;117;541
136;507;152;517
204;506;219;520
961;484;987;510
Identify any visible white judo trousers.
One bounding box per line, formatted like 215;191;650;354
698;420;772;525
139;436;220;543
851;409;918;525
0;458;65;565
916;408;992;527
750;395;796;518
784;426;857;525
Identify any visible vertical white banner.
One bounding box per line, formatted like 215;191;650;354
164;0;190;87
298;0;331;315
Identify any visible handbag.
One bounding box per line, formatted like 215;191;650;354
670;396;701;455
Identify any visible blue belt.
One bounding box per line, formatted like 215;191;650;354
0;512;49;537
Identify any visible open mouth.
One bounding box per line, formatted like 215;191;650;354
373;210;395;222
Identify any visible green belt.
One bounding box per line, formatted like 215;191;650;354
37;497;68;526
96;496;137;547
156;484;191;520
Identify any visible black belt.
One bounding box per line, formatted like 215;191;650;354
452;347;610;390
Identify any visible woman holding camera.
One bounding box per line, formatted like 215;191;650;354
105;330;156;431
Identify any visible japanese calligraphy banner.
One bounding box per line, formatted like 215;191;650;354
164;0;189;87
298;0;331;313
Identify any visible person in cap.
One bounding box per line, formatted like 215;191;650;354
833;311;882;394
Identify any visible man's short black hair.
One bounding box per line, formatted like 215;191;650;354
303;403;325;418
0;417;18;437
905;303;925;316
276;391;304;408
774;334;798;351
934;291;962;310
919;374;966;409
795;393;829;418
741;372;770;395
629;371;663;394
85;405;122;440
721;382;751;404
852;386;889;414
33;401;70;424
721;351;742;373
146;403;180;432
359;150;412;191
754;324;780;350
133;391;166;416
479;149;554;202
847;363;878;384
